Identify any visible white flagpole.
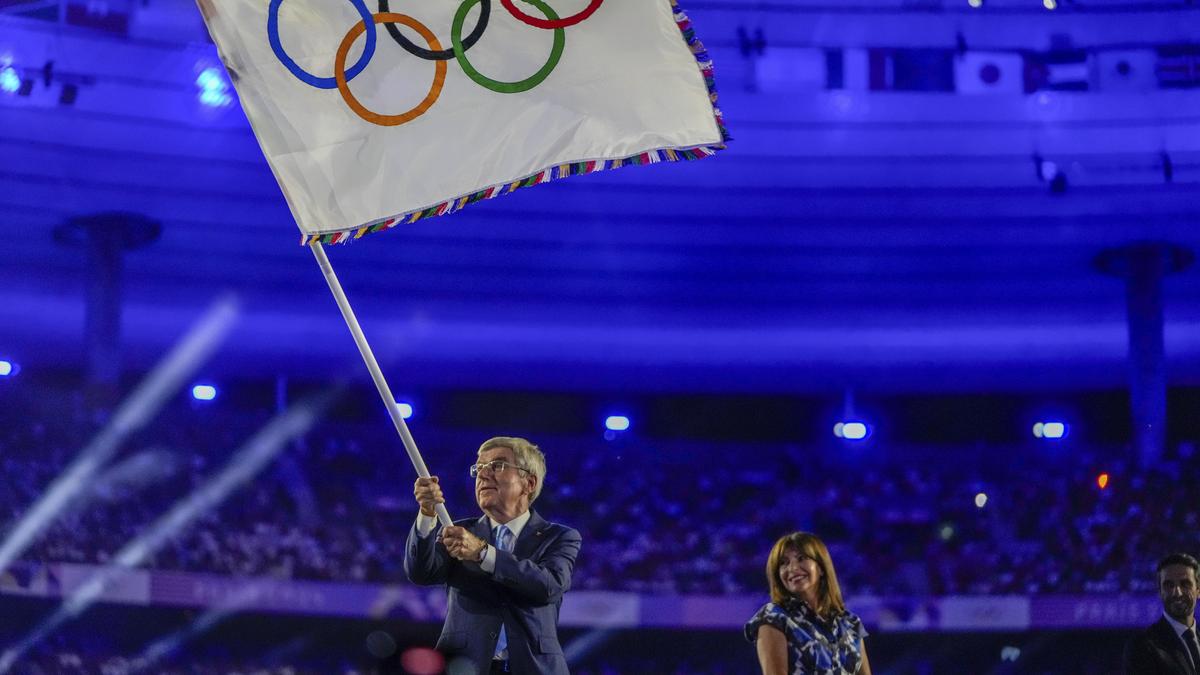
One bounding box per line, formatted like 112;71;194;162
309;241;453;527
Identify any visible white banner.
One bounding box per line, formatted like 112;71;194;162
196;0;726;242
954;52;1023;95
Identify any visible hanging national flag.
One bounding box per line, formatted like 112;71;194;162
1095;50;1157;92
196;0;727;244
826;48;870;91
1024;51;1091;92
869;49;954;92
1156;45;1200;89
954;51;1023;95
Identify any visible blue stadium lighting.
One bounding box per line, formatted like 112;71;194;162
838;421;868;440
604;415;630;432
199;88;232;107
196;66;232;108
1042;422;1066;439
191;384;217;401
0;65;19;94
1033;421;1067;439
0;360;13;377
1039;160;1058;181
397;402;413;419
195;68;223;91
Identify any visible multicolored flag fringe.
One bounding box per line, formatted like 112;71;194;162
196;0;728;244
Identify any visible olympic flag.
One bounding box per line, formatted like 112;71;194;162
196;0;727;243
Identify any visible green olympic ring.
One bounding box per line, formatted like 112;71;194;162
451;0;565;94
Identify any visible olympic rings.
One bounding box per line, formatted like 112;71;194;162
500;0;603;29
452;0;564;94
379;0;491;62
334;13;447;126
268;0;376;90
269;0;605;125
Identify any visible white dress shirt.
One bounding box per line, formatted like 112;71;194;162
416;509;532;661
1164;611;1200;669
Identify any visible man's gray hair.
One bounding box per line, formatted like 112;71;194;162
478;436;546;502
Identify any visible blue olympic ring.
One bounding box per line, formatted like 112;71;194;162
268;0;376;90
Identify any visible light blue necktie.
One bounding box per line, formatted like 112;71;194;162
494;524;514;658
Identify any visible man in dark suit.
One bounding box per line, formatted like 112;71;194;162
406;436;581;675
1125;552;1200;675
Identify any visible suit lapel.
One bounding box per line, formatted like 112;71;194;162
513;509;547;559
472;515;494;545
1154;618;1196;675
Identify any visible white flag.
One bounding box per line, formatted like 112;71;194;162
195;0;726;244
1096;50;1156;92
954;51;1023;95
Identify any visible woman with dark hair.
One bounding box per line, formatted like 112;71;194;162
745;532;872;675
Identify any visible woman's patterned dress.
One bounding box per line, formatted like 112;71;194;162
745;598;867;675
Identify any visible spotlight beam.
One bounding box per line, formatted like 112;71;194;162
129;587;258;673
0;295;239;576
0;389;335;673
563;628;617;666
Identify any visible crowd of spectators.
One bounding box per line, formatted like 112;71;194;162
1;382;1196;598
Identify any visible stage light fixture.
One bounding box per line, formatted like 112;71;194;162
0;66;19;94
1033;421;1067;439
191;384;217;401
1038;159;1058;181
839;421;868;440
396;402;413;419
196;66;232;108
975;492;988;508
195;68;223;90
1097;473;1109;489
199;88;232;107
968;0;983;7
604;415;631;432
0;360;13;376
1043;0;1056;8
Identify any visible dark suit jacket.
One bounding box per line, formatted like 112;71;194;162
1124;616;1198;675
404;509;582;675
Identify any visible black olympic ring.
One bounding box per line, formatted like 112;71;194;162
377;0;491;61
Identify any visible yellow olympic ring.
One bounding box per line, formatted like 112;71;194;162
334;13;447;127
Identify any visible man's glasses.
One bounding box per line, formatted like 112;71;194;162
469;460;532;479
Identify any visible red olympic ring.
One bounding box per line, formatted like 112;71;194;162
334;13;447;127
499;0;603;29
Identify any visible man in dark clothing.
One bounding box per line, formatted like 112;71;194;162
405;436;581;675
1125;553;1200;675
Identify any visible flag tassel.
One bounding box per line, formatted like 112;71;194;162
301;0;728;247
